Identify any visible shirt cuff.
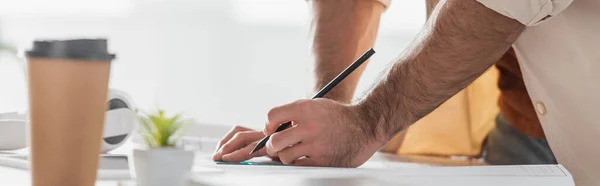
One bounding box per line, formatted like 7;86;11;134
476;0;574;26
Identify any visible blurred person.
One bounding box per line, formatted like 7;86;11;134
213;0;556;166
214;0;599;185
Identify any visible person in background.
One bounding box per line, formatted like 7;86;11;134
213;0;556;166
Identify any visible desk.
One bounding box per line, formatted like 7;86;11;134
368;153;486;166
0;166;134;186
0;151;485;186
0;121;490;186
188;153;572;186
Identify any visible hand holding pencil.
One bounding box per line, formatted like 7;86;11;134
213;49;381;167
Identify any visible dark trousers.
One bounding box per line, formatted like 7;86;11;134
483;114;557;165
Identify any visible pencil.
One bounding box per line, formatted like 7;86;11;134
250;48;376;154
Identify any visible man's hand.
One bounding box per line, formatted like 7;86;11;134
263;99;387;167
212;126;276;162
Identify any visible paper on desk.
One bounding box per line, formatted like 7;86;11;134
190;164;575;186
207;163;569;176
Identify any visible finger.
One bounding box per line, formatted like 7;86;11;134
294;157;316;167
277;144;312;165
264;99;309;135
221;141;267;162
215;126;251;152
266;126;306;157
212;131;264;161
269;156;281;162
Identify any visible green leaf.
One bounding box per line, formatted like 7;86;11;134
139;117;152;133
137;109;188;148
141;133;154;147
168;120;191;146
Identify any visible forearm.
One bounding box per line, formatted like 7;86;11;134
356;0;525;141
311;0;384;103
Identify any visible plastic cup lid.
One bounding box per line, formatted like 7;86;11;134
26;39;116;61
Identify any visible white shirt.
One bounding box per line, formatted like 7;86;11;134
477;0;599;185
368;0;598;184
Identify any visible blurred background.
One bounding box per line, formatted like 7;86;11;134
0;0;425;129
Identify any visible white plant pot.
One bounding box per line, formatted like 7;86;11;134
132;148;194;186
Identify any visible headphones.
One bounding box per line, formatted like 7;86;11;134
0;89;137;153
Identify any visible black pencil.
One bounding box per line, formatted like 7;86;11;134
250;48;376;155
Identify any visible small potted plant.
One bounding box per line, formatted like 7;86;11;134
132;110;193;186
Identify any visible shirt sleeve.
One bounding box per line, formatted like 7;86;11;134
476;0;574;26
